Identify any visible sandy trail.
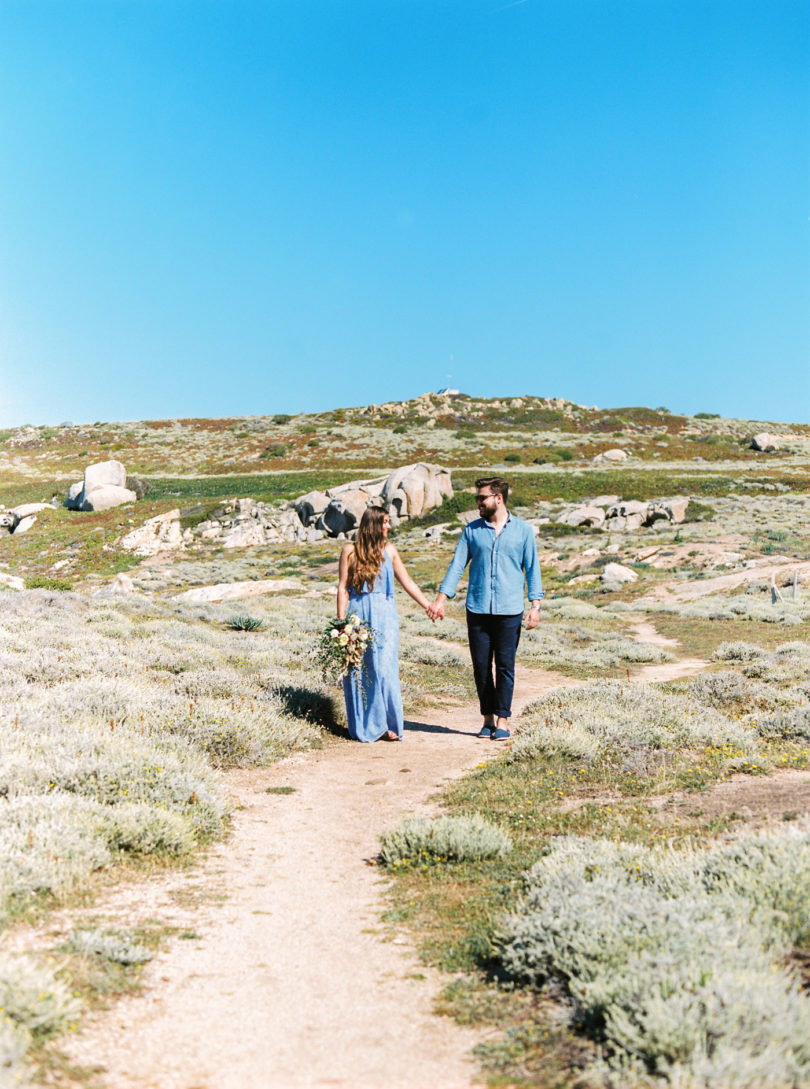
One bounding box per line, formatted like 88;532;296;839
63;664;563;1089
62;636;709;1089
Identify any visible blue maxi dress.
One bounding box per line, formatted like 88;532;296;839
343;548;404;742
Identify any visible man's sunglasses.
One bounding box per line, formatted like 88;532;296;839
476;494;494;503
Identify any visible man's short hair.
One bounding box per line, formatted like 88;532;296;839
475;476;510;502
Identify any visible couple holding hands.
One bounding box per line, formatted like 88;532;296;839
336;476;543;743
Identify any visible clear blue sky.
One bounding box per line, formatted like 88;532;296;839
1;0;808;427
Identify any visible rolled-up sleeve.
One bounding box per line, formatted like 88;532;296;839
523;526;544;603
439;528;471;599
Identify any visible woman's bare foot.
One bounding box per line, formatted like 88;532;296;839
384;731;400;741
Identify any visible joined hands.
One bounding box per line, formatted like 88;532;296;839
426;595;446;622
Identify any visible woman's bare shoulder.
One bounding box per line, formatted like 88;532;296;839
340;542;355;559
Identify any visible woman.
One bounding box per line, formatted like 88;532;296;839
337;505;433;742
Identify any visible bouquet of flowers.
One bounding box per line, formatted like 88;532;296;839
317;614;375;691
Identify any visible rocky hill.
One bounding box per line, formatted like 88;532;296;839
0;390;809;592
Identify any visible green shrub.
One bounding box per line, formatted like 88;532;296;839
504;453;521;463
379;814;512;867
271;414;292;424
533;448;575;465
24;576;73;591
694;412;720;419
227;615;264;632
260;444;287;459
686;499;716;522
408;492;477;528
393;424;407;434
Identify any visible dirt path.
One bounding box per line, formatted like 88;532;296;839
629;619;709;683
62;664;564;1089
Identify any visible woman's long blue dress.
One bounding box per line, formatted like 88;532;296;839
343;548;404;742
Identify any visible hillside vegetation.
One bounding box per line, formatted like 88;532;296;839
1;390;810;1087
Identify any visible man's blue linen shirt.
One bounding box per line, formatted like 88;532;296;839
439;514;544;615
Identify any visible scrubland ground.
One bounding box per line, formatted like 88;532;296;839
1;392;810;1088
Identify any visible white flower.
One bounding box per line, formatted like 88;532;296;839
330;629;340;639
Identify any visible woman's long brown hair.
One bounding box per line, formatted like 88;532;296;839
348;506;388;593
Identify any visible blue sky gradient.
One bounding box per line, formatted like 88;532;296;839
1;0;808;426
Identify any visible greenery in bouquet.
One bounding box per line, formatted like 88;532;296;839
317;614;376;695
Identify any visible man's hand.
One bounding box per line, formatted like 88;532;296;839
525;606;540;630
427;594;446;621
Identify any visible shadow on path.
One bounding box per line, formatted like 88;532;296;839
404;718;477;738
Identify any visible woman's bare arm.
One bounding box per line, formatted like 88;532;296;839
336;544;353;619
388;546;432;613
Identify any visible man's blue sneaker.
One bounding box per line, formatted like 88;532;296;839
492;727;511;741
477;725;493;739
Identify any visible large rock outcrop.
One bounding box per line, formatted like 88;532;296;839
120;510;185;557
560;495;690;533
64;460;137;512
0;502;51;536
311;462;453;537
118;463;454;553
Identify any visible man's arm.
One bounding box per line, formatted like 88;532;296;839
428;527;471;619
523;526;543;629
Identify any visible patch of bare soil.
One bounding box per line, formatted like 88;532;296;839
60;665;564;1089
647;559;810;603
651;769;810;827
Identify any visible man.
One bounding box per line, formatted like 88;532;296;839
427;477;542;740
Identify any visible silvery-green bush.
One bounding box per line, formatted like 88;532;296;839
0;953;81;1036
0;589;332;924
511;681;756;765
0;1015;28;1085
68;928;153;967
713;641;767;663
379;814;512;866
499;827;810;1087
521;624;673;672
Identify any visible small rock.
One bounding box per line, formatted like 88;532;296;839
11;503;48;519
597;449;628;462
601;562;638;584
109;573;135;594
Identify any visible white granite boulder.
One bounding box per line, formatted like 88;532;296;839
382;463;453;519
320;489;371;537
80;484;138;512
595;449;628;462
601;562;638;584
222;522;268;549
12;515;37;535
65;460;137;511
85;459;127;490
563;506;606;529
294;490;330;524
11;503;49;519
121;510;183;557
751;433;781;452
